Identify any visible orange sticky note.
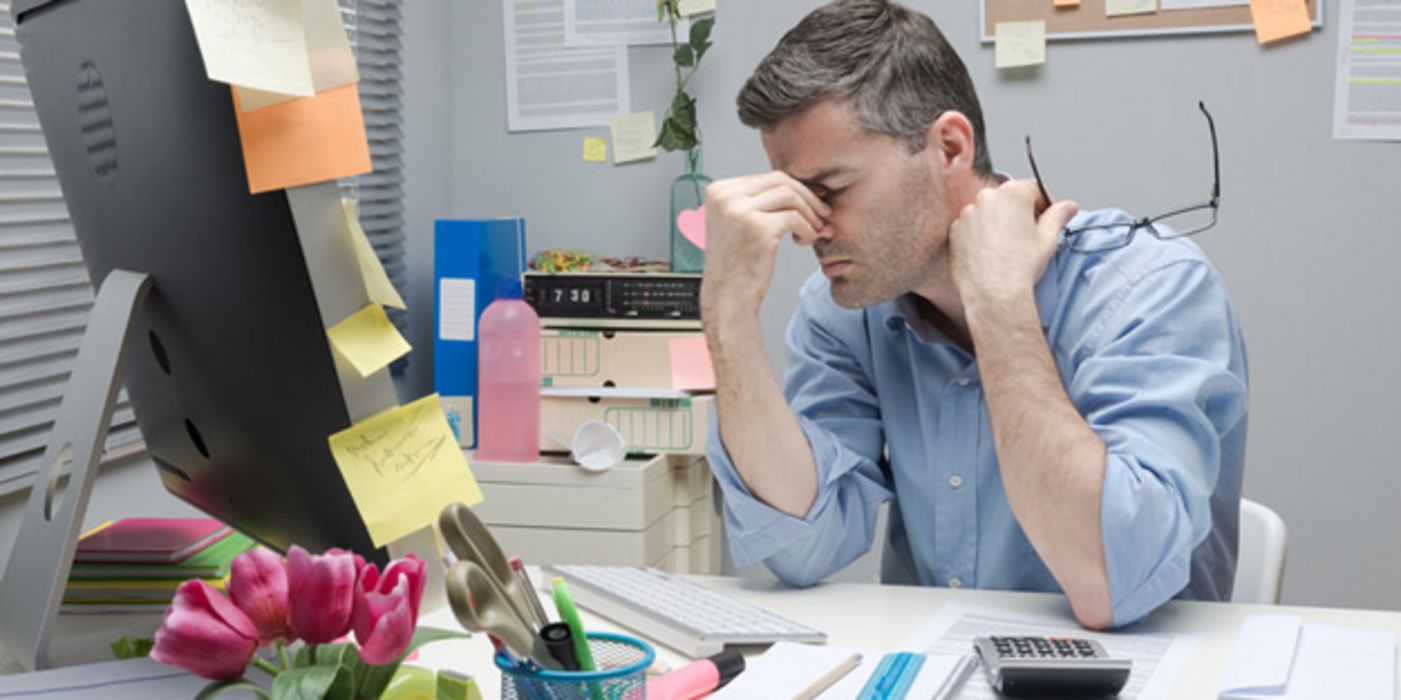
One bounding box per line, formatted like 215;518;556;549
232;84;372;194
1249;0;1311;44
1054;0;1080;6
669;336;716;391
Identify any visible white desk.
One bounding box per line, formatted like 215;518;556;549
7;575;1401;698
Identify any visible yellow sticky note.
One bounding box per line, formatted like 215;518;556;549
582;137;608;163
1054;0;1080;7
1249;0;1311;44
183;0;313;97
236;0;359;111
342;199;405;309
995;21;1046;69
327;304;411;377
328;394;484;548
610;111;659;164
678;0;717;16
231;83;372;194
1106;0;1156;16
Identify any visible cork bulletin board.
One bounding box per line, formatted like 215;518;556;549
980;0;1323;43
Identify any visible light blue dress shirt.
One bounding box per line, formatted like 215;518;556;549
706;208;1249;628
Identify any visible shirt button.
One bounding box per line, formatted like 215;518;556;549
958;377;971;387
948;474;964;489
948;577;963;589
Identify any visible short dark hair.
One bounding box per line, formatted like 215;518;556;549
736;0;993;175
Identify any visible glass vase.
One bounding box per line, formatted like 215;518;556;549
670;148;710;273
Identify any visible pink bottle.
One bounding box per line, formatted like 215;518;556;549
476;279;540;462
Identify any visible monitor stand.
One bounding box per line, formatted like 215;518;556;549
0;269;151;671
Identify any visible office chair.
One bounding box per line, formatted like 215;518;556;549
1232;498;1288;604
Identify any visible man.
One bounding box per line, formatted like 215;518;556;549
701;0;1247;629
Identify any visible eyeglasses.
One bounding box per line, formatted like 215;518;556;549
1026;101;1221;253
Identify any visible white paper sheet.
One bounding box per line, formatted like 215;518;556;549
1333;0;1401;141
183;0;314;97
563;0;686;46
901;603;1197;700
1219;615;1396;700
1161;0;1247;10
712;642;970;700
503;0;630;132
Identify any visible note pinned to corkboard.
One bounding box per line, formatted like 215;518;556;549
980;0;1320;43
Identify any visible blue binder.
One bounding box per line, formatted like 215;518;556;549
433;218;527;448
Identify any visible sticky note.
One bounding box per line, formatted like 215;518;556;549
678;0;717;15
342;199;405;309
1054;0;1080;7
235;0;359;111
669;336;716;391
183;0;313;97
1249;0;1310;44
610;111;659;164
327;303;411;377
582;137;608;163
995;21;1046;69
232;83;372;194
1106;0;1157;16
328;394;484;548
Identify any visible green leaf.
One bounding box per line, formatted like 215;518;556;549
689;17;714;52
656;0;665;22
356;628;470;700
671;93;697;130
695;39;712;62
673;44;694;68
270;665;354;700
110;635;154;660
195;678;270;700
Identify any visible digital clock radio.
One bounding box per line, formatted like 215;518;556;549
523;272;703;329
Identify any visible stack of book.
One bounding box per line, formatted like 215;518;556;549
63;517;258;614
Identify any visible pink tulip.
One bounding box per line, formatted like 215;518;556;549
352;555;426;664
151;580;258;680
286;545;360;644
228;547;292;643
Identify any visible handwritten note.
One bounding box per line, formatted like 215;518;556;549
609;111;658;164
582;137;608;163
235;0;359;111
677;0;717;16
995;21;1046;69
1106;0;1158;16
328;394;484;547
327;303;411;377
343;199;406;309
184;0;314;97
231;83;372;194
1249;0;1311;44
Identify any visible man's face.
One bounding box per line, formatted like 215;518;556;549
761;100;949;309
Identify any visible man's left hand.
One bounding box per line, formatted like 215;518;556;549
948;179;1079;310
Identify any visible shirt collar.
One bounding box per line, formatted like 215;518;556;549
885;255;1061;346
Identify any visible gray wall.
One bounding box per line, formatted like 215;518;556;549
441;1;1401;610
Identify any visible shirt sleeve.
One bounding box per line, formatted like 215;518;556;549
705;288;893;587
1066;259;1248;627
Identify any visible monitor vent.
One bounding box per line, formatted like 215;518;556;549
76;61;118;182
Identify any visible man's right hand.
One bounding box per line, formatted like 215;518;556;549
700;171;831;324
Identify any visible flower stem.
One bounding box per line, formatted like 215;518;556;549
252;658;280;677
308;644;318;666
276;642;291;670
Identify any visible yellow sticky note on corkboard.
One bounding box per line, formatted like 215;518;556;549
995;21;1046;69
329;394;484;547
342;199;405;309
1249;0;1310;44
1106;0;1156;17
610;111;659;164
327;304;411;377
582;137;608;163
232;83;372;194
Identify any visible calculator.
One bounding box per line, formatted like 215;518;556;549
973;635;1132;697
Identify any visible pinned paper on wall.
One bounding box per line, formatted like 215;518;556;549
610;110;659;164
232;83;372;194
327;303;411;377
1054;0;1081;7
678;0;717;16
1248;0;1311;43
183;0;313;97
669;336;716;391
582;137;608;163
235;0;359;111
328;394;484;548
342;199;406;309
1106;0;1158;16
995;21;1046;68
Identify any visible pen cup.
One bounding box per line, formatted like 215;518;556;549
496;632;654;700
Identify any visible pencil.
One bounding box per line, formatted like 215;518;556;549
791;652;862;700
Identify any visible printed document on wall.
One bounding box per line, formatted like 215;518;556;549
504;0;631;132
564;0;685;46
1334;0;1401;140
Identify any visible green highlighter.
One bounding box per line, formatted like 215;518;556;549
551;576;596;672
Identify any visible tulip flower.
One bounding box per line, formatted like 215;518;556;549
151;580;258;680
352;555;426;664
286;545;359;644
228;547;292;643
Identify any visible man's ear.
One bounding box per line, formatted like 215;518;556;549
927;111;977;178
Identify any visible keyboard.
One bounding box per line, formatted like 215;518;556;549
543;565;827;658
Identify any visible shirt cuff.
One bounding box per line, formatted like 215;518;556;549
1100;451;1196;627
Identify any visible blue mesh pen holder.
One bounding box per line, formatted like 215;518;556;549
496;632;655;700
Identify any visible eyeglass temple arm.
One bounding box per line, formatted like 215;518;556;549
1198;101;1220;203
1025;135;1053;206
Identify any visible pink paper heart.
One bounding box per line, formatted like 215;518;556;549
677;205;706;250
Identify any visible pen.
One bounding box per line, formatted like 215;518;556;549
510;556;552;628
933;654;977;700
792;652;862;700
539;621;580;671
551;576;596;672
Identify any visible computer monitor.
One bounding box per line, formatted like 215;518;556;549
0;0;397;669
